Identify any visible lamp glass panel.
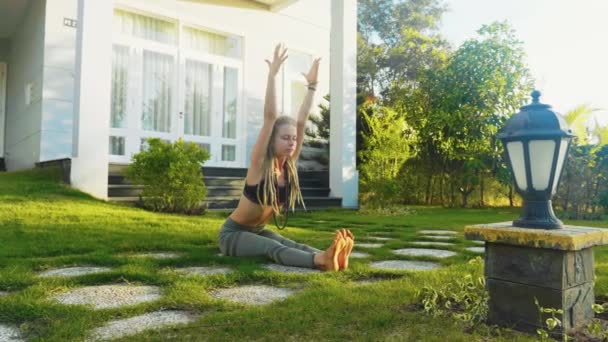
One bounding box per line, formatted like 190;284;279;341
506;141;527;191
529;140;555;191
551;138;569;195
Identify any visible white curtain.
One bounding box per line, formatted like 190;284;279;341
223;67;238;139
142;50;173;133
183;26;241;58
111;45;129;128
184;60;211;136
114;9;177;45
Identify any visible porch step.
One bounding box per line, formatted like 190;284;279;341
108;196;342;210
108;184;331;198
108;165;338;210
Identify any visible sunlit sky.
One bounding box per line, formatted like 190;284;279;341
439;0;608;126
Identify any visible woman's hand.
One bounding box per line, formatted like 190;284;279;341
265;43;288;78
301;57;321;86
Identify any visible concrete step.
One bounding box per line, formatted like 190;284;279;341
108;184;330;198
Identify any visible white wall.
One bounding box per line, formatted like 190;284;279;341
4;0;46;170
115;0;331;167
40;0;78;162
0;40;10;62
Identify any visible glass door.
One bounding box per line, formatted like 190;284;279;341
179;25;243;167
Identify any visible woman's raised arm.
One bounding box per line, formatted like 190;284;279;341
249;44;288;167
292;58;321;161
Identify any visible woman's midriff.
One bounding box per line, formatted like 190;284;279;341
229;195;275;228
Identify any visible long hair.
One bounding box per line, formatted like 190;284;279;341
257;116;306;215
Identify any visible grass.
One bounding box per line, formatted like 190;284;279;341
0;167;606;341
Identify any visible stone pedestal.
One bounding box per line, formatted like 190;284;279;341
465;222;608;334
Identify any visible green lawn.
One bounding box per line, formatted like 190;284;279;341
0;168;606;341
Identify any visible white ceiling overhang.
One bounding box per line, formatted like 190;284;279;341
251;0;299;12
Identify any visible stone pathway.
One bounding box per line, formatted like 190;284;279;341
356;243;383;248
0;324;23;342
465;247;485;253
472;240;485;245
87;310;198;341
393;248;457;258
349;252;370;258
419;235;454;241
37;266;112;278
53;285;162;309
418;230;458;236
210;285;295;305
126;252;182;259
368;236;392;241
262;264;320;274
0;291;8;297
175;267;234;277
410;241;455;247
370;260;440;271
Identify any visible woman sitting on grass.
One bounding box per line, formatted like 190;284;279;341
218;44;354;271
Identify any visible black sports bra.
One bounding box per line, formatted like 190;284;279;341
243;164;290;205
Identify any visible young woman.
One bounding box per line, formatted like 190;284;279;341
218;44;354;271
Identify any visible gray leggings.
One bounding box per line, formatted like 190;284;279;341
218;217;322;268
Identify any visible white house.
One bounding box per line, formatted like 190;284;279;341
0;0;357;208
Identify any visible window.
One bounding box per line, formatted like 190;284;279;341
109;136;125;155
141;50;174;133
114;9;177;45
184;60;212;136
111;45;130;128
283;50;312;117
183;26;242;58
110;9;243;166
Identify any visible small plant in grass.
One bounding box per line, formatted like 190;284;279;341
416;257;488;327
534;297;568;341
126;138;210;214
584;302;608;340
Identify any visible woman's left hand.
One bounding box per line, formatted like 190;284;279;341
301;58;321;85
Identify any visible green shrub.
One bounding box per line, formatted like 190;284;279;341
126;138;210;214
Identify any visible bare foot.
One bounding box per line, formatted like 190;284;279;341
319;236;346;271
335;229;354;270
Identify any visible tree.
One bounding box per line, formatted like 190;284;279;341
359;101;417;207
398;21;534;207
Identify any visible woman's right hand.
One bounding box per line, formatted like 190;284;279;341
265;43;288;77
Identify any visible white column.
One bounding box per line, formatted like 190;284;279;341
330;0;358;208
70;0;113;199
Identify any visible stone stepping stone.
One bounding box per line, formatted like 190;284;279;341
393;248;457;258
0;291;8;297
53;285;161;309
417;230;458;236
88;310;198;341
410;241;455;247
368;236;393;241
262;264;320;274
466;247;485;253
354;279;383;286
175;267;234;276
0;324;24;342
472;240;485;245
349;252;370;258
210;285;295;305
370;260;440;271
37;266;111;278
127;252;182;259
356;243;383;248
419;235;454;241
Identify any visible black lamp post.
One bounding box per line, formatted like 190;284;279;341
498;90;575;229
